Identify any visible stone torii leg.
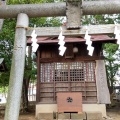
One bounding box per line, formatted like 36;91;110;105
0;0;6;30
4;13;29;120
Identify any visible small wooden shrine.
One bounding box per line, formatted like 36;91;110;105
2;0;120;120
27;34;116;118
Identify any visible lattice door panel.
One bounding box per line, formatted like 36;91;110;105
39;61;96;103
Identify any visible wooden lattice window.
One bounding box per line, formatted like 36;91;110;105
40;62;96;82
40;63;54;82
70;62;84;81
55;63;69;81
84;62;96;81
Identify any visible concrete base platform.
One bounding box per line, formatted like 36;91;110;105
36;104;106;117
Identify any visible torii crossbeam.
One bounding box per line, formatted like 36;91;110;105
0;1;120;18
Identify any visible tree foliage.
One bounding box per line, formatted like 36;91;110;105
0;0;120;109
103;43;120;93
82;12;120;94
0;0;62;87
0;19;15;88
0;0;63;112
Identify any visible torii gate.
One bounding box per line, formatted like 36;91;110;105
1;0;120;120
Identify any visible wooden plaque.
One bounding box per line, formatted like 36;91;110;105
57;92;82;113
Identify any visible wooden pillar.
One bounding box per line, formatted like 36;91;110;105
95;60;111;104
68;63;71;91
36;48;40;102
4;13;29;120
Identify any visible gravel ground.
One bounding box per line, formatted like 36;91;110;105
19;113;36;120
104;109;120;120
0;113;36;120
1;111;120;120
0;107;120;120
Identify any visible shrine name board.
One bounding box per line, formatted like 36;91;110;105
57;92;82;113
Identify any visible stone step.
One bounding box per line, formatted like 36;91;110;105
86;112;103;120
36;112;103;120
36;113;53;120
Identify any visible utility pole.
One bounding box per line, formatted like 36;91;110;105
4;13;29;120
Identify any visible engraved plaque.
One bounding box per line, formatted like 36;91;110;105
57;92;82;112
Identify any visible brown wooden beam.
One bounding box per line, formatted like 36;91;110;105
1;1;120;18
36;48;40;102
26;24;120;37
39;56;104;63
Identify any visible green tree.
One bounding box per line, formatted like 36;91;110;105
0;0;62;112
103;43;120;94
0;19;15;92
82;12;120;94
1;0;120;111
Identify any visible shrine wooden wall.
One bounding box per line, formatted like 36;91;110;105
36;42;103;103
39;42;103;62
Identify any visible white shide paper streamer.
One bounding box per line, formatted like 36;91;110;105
31;27;39;52
84;26;94;56
58;27;66;56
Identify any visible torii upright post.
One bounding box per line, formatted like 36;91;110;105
4;13;29;120
0;0;6;30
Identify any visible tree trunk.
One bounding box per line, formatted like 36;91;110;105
21;78;30;113
110;79;114;94
21;46;32;113
106;65;110;89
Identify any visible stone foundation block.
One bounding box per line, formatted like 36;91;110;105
86;112;103;120
58;113;70;119
71;112;85;119
36;113;53;120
